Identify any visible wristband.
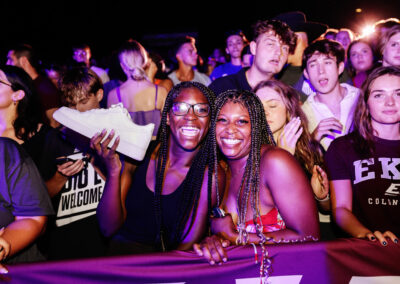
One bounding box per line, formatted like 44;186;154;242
314;193;330;202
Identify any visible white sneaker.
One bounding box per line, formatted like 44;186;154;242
53;103;155;161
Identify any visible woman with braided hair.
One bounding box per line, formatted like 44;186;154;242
195;89;319;264
93;81;224;254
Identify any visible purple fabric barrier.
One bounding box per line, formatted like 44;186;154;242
4;238;400;284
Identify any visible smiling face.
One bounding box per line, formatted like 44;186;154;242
216;101;251;160
382;32;400;67
167;87;210;151
349;42;374;73
304;52;344;95
367;74;400;130
255;86;287;135
251;31;290;77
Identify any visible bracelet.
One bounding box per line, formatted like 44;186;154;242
314;193;330;202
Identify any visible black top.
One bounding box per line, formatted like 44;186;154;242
209;68;251;95
114;142;185;252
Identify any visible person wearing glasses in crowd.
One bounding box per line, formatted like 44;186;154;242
93;82;224;254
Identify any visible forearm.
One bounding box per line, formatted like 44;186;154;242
45;172;68;198
2;217;46;257
97;172;124;237
334;207;371;238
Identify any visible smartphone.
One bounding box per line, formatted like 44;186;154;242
55;157;74;165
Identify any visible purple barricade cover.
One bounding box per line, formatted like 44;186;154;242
4;238;400;284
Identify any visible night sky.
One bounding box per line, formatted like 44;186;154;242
2;0;400;67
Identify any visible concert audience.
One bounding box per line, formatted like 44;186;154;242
209;19;297;95
2;10;400;267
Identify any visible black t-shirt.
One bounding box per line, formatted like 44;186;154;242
27;128;108;260
208;68;251;96
325;132;400;236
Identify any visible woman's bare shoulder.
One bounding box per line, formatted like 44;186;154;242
260;145;300;171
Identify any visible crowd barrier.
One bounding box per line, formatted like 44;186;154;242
4;238;400;284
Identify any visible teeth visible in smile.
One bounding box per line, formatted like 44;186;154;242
180;126;199;136
222;138;241;145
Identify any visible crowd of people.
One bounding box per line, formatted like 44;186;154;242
1;10;399;272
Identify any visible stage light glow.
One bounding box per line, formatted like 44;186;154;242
361;25;375;38
356;8;362;13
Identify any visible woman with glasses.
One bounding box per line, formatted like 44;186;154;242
93;82;222;254
0;65;42;144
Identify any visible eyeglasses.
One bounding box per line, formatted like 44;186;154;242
0;78;12;87
172;102;210;117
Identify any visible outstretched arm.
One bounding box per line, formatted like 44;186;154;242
331;179;398;245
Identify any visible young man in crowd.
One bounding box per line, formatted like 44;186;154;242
301;39;360;151
39;67;108;260
6;44;62;128
168;36;211;86
209;19;297;95
72;43;110;84
210;30;248;81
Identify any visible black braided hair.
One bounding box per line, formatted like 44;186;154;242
206;89;275;240
154;81;216;250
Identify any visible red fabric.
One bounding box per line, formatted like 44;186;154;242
244;207;286;233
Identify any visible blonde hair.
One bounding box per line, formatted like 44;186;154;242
118;40;149;81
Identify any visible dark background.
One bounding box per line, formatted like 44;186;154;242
2;0;400;69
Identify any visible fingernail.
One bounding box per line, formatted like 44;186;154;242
210;260;215;265
110;129;115;135
0;267;8;274
395;239;398;244
223;257;227;262
383;241;387;246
